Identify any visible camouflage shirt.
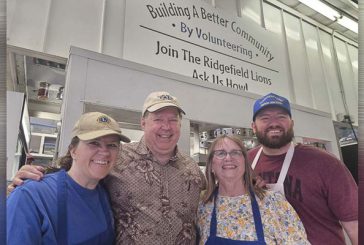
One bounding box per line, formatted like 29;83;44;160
104;137;206;245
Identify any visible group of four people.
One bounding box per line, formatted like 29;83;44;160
7;91;358;244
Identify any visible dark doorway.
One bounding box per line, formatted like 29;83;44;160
341;144;358;184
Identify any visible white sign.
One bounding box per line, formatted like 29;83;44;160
123;0;289;96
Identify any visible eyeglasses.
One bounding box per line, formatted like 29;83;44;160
213;150;243;159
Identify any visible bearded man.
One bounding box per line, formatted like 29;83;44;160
248;93;358;245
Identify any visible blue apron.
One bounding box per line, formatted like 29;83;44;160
56;170;114;245
205;189;266;244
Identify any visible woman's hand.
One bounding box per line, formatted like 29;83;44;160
254;176;267;188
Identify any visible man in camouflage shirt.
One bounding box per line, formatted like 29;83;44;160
105;91;206;244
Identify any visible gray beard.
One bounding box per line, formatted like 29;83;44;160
256;126;294;149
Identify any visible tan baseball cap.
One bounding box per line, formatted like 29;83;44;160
142;91;185;116
71;112;130;142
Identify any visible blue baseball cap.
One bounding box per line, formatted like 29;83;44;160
253;93;291;121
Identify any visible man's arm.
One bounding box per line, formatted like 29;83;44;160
341;220;358;245
7;165;45;194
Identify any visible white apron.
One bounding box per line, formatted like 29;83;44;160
251;142;295;196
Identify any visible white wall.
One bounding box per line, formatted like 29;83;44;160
59;47;340;159
7;0;358;125
6;91;25;181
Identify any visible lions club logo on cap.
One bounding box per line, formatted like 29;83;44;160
97;115;110;124
259;94;284;107
158;94;174;101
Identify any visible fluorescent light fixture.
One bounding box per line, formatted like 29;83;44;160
298;0;340;21
298;0;358;34
337;16;358;33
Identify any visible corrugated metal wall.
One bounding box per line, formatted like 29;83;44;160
7;0;358;124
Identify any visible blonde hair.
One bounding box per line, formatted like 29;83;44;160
202;135;265;203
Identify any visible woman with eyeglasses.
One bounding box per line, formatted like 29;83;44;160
197;135;310;244
7;112;130;245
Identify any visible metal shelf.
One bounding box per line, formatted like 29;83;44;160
31;153;54;158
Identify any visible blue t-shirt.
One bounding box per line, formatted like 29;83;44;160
7;170;114;245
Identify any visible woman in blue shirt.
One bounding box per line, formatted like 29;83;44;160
7;112;130;245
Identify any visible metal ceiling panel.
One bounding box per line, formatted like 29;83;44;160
325;0;358;19
294;3;318;17
312;15;336;26
329;22;351;34
344;30;358;40
277;0;299;6
272;0;358;42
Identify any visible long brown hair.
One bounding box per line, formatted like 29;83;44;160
202;135;265;203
